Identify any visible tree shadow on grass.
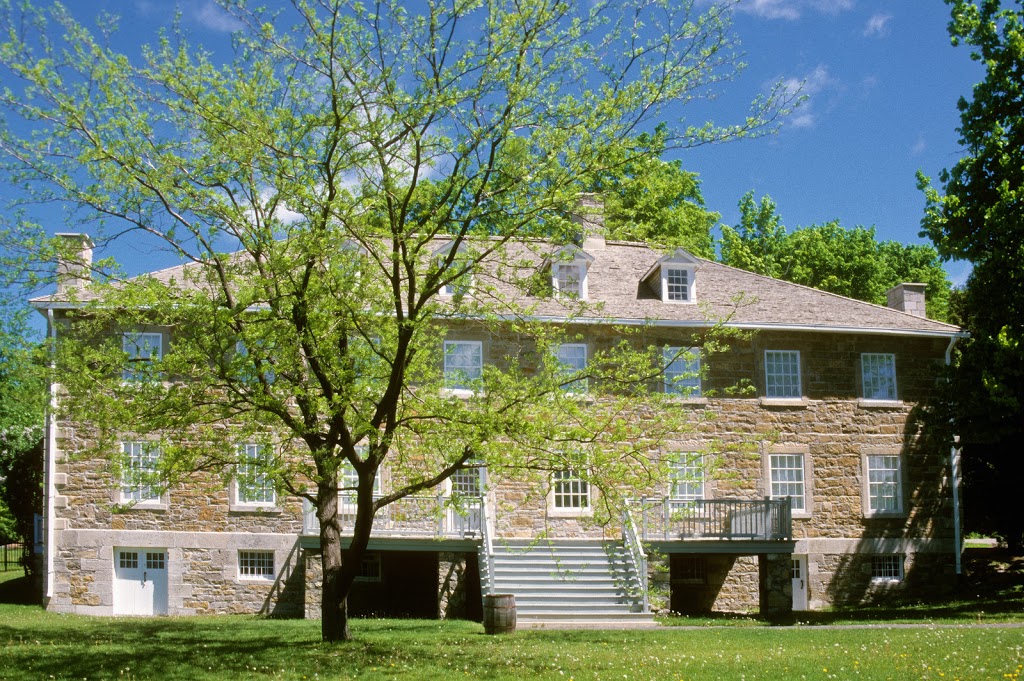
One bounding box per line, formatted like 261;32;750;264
0;573;39;605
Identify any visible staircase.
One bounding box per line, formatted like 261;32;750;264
484;539;655;627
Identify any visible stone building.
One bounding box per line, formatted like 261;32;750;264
32;229;964;623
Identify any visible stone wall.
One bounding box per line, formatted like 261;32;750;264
46;325;955;615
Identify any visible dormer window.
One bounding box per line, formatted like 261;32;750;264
554;262;583;297
663;266;691;302
433;240;474;297
548;245;593;300
642;249;700;304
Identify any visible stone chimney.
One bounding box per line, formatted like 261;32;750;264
886;283;927;318
55;233;95;295
574;193;606;251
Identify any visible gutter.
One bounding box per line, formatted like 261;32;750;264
946;332;968;576
30;300;963;340
44;309;58;603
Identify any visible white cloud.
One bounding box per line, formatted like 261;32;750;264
191;1;244;33
911;135;927;156
780;65;832;129
863;13;893;38
734;0;854;20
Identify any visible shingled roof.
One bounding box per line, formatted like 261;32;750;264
32;235;960;338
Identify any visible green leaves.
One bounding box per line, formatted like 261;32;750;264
721;191;953;321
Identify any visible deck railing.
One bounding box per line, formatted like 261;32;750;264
621;505;649;612
302;494;485;538
628;497;792;542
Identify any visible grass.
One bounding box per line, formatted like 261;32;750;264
2;550;1023;680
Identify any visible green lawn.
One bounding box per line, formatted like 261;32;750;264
1;585;1022;680
3;552;1024;681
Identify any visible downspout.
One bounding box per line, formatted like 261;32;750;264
946;332;967;576
44;308;58;603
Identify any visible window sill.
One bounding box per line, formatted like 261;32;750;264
862;511;907;520
857;399;904;409
116;501;168;512
230;504;281;514
666;396;707;406
442;388;481;399
759;397;808;409
547;507;593;519
238;575;275;582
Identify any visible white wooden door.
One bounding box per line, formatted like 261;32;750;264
791;554;808;611
114;548;168;615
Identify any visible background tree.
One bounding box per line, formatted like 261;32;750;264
919;0;1024;548
0;308;45;556
721;191;953;321
0;0;791;640
585;128;719;257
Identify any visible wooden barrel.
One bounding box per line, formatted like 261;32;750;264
482;593;516;634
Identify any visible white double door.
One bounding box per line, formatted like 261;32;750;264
113;547;168;615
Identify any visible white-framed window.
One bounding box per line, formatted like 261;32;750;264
862;353;897;400
238;550;275;580
450;466;484;497
554;343;588;393
235;339;276;384
120;441;161;504
551;469;590;511
553;262;587;300
340;458;382;506
442;266;473;296
866;455;903;514
669;453;704;501
122;332;163;381
662;265;693;302
870;554;904;582
236;443;275;506
765;350;801;398
664;346;701;397
443;340;483;392
769;453;806;512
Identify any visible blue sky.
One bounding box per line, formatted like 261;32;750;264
683;0;982;285
4;0;983;286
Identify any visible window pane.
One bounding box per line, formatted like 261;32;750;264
664;347;701;396
444;341;483;390
555;263;583;298
765;350;801;398
238;550;274;578
770;453;805;511
121;442;160;503
553;469;589;509
862;353;897;400
451;467;483;496
871;554;903;581
555;344;587;392
237;443;275;505
669;453;704;501
665;267;689;302
122;332;162;381
867;455;901;512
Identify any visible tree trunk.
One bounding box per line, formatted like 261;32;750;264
317;467;378;642
317;475;350;642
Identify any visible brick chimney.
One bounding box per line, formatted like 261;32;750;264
574;193;606;251
886;283;927;318
55;233;94;295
